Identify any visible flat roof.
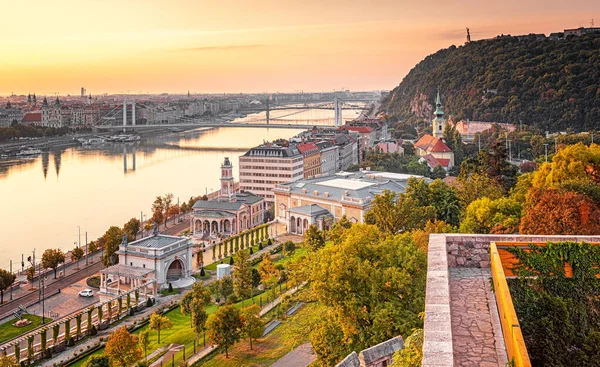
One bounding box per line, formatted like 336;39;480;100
318;178;375;190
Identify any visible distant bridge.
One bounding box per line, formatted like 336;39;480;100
96;121;337;131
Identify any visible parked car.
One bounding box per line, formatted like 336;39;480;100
78;289;93;297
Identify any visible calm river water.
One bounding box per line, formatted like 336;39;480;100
0;107;361;272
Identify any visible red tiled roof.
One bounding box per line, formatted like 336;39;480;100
297;142;319;155
22;112;42;122
414;134;452;153
343;126;374;133
421;154;450;169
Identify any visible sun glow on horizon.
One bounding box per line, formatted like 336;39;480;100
0;0;598;95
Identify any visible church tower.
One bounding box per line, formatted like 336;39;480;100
432;89;446;139
220;157;235;202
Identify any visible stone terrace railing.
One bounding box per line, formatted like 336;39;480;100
423;234;600;367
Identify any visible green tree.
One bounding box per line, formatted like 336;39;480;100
41;248;65;279
258;254;279;286
138;330;150;359
368;190;435;234
240;304;263;350
206;305;242;358
101;226;123;267
304;225;325;251
310;224;426;360
26;266;35;289
390;329;423;367
191;298;210;346
83;356;109;367
220;276;234;301
0;269;17;304
251;268;261;288
460;196;522;234
427;179;461;227
310;310;348;366
456;172;503;206
233;250;253;301
180;292;195;326
327;215;353;245
105;326;141;367
72;246;84;267
123;218;141;241
149;313;173;344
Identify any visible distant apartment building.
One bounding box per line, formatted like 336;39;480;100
341;125;376;160
452;120;516;142
316;141;339;177
297;142;321;179
0;103;23;127
239;143;304;205
292;128;358;171
375;139;404;154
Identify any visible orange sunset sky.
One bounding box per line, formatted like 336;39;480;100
1;0;598;96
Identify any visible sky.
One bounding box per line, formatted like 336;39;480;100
0;0;598;96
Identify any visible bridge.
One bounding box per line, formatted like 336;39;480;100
96;121;335;131
97;98;375;131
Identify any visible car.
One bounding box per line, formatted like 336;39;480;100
78;289;93;297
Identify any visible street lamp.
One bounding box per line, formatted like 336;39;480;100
41;276;47;324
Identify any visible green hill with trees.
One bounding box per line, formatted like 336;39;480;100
382;33;600;132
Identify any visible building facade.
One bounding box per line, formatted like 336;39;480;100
317;141;339;176
274;171;425;235
100;229;193;293
297;142;321;179
239;143;304;204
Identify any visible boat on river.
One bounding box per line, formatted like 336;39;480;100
106;134;140;143
16;147;42;156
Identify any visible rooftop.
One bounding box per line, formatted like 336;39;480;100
288;204;330;216
128;233;187;249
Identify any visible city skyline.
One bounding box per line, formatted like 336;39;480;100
1;0;599;96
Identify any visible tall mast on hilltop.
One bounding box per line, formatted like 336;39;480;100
466;27;471;43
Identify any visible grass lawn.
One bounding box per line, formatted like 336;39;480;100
196;301;321;367
0;314;52;344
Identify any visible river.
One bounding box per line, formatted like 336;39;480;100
0;106;361;273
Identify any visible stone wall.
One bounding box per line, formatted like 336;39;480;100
444;234;600;268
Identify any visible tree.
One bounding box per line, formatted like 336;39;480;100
101;226;123;267
206;305;242;358
459;196;522;234
427;179;461;227
390;329;423;367
304;225;325;251
180;292;194;326
532;143;600;188
26;266;35;289
41;248;65;279
233;250;253;301
138;330;150;359
151;196;165;227
327;215;353;245
0;355;19;367
240;304;263;350
123;218;141;241
72;246;84;267
430;165;446;179
149;313;173;344
258;254;278;286
368;190;435;234
520;189;600;235
191;298;209;346
105;326;141;367
251;268;261;288
88;240;98;253
220;276;234;301
309;224;426;360
83;356;109;367
455;172;504;207
163;193;174;226
310;310;348;366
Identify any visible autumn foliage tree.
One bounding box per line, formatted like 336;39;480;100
105;326;141;367
100;226;123;267
206;305;243;358
0;269;16;304
520;189;600;235
41;248;65;279
123;218;141;241
149;313;173;344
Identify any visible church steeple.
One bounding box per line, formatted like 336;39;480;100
432;88;446;139
42;96;48;107
220;157;235;202
54;96;60;107
6;101;11;109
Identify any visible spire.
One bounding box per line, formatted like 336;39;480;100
6;101;11;109
54;96;60;107
27;94;31;103
33;94;37;103
434;88;444;119
42;96;48;107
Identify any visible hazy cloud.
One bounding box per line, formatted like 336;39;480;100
182;44;265;52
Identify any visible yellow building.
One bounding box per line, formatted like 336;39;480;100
297;142;321;179
273;171;426;235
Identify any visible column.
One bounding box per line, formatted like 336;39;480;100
123;102;127;129
132;102;136;126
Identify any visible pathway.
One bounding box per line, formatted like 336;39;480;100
449;268;507;367
271;343;316;367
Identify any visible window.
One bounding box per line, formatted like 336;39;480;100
130;262;133;266
143;264;145;268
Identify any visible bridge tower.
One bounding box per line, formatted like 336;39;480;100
266;99;270;125
122;100;136;132
334;97;343;128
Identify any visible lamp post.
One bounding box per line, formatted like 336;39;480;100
41;277;47;324
85;231;88;266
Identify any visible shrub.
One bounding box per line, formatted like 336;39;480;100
250;247;254;255
258;242;263;250
168;283;173;292
90;325;97;336
267;238;273;246
45;348;52;359
66;337;75;347
229;257;234;265
146;298;153;307
226;294;238;305
129;308;135;316
270;244;284;255
200;267;205;276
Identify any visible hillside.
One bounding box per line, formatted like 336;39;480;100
382;33;600;132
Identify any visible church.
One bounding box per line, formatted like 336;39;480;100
414;90;455;170
190;157;265;241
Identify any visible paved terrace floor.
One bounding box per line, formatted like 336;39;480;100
449;268;507;367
